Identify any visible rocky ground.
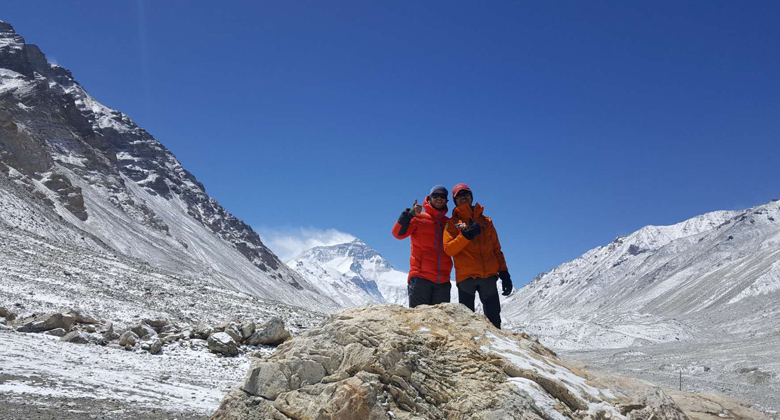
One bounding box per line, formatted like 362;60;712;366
561;332;780;416
0;223;326;419
0;330;251;419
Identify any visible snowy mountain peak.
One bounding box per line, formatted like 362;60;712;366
504;198;780;351
295;238;386;268
287;237;408;308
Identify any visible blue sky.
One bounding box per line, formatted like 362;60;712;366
3;1;779;285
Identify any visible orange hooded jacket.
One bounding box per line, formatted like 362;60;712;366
443;203;507;283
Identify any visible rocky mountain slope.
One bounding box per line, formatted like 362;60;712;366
287;239;411;307
504;200;780;350
212;304;771;420
502;199;780;413
0;20;335;310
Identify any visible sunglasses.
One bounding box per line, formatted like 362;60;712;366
430;192;448;200
455;191;472;199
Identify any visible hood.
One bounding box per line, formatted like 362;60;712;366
423;196;448;219
453;203;484;221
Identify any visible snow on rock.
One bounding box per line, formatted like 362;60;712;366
212;304;768;419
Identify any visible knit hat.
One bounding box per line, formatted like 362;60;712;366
429;185;448;196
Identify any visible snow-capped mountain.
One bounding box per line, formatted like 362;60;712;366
504;199;780;350
0;20;336;310
287;239;409;307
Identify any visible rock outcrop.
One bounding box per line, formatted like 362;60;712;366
212;304;771;420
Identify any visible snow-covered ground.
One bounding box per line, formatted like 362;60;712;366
0;221;325;418
562;332;780;414
0;331;251;418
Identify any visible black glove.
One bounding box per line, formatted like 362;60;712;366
499;270;513;296
398;208;415;225
461;222;482;240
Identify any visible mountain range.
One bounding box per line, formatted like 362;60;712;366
3;17;780;415
503;199;780;350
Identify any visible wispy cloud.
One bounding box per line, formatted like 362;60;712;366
259;227;357;261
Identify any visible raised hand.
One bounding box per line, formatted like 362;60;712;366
412;199;422;216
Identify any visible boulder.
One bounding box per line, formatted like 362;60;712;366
64;308;99;325
143;319;169;330
45;328;68;337
61;331;90;344
240;322;256;340
119;331;140;347
215;318;239;332
193;323;214;339
225;324;243;343
246;317;291;346
131;323;157;339
102;323;120;341
15;313;76;333
150;339;163;355
162;333;184;343
159;324;179;334
0;306;9;317
208;332;238;356
212;304;729;420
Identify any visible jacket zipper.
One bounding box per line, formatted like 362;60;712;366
476;211;486;276
436;210;442;284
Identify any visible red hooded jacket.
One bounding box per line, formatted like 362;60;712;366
392;197;453;284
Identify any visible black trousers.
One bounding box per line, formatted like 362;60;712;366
457;276;501;329
408;277;452;308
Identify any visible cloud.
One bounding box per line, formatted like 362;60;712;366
259;227;357;261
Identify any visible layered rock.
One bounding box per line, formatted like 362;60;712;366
211;304;768;419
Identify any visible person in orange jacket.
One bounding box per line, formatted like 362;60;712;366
443;183;512;328
392;185;453;308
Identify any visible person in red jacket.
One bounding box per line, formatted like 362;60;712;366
443;183;512;329
392;185;454;308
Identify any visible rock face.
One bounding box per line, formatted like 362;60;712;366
211;304;761;420
0;19;336;310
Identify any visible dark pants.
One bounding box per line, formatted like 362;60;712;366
408;277;452;308
457;276;501;329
